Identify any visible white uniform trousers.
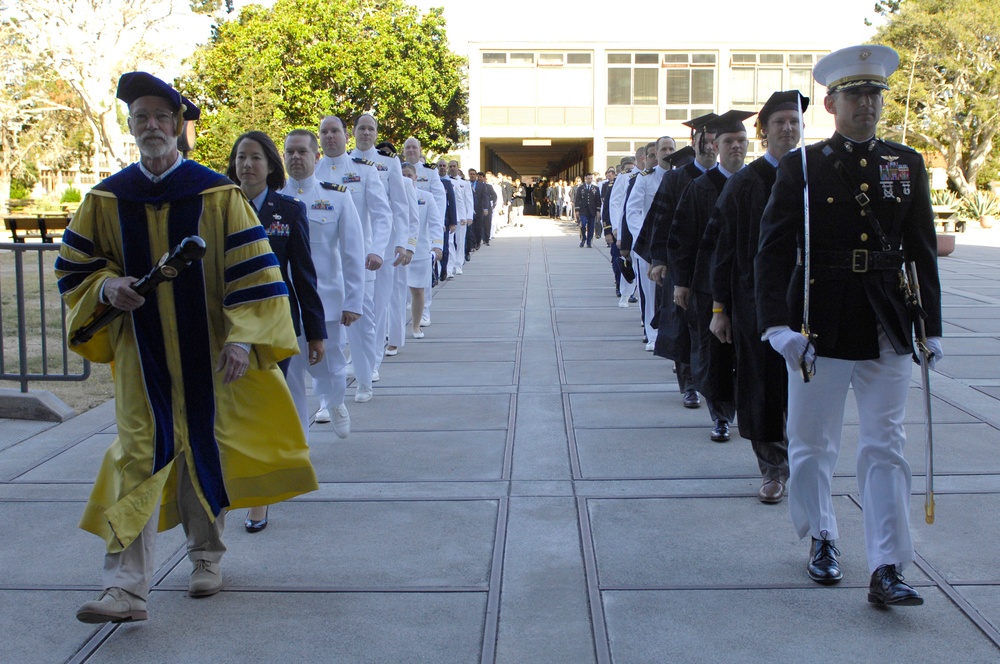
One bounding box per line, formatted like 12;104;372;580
310;318;348;411
634;255;656;344
344;279;376;389
786;328;914;573
287;329;343;443
372;264;395;371
453;224;468;269
103;453;226;599
387;264;408;350
423;284;433;323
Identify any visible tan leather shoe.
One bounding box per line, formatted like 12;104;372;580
189;560;223;598
76;587;147;623
758;479;785;504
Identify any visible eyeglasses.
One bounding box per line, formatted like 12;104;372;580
130;111;175;126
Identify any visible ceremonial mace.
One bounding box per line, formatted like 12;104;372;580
70;236;207;345
905;261;935;524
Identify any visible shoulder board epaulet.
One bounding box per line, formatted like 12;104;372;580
879;138;918;155
352;157;376;166
276;192;301;203
627;171;641;180
320;182;348;192
421;161;436;169
639;168;654;176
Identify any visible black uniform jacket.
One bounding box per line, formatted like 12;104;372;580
668;166;728;293
257;188;326;341
709;157;786;442
647;162;704;267
755;133;942;361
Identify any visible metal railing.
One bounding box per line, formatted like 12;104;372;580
0;241;90;392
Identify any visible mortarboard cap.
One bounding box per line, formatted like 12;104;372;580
682;113;719;136
708;110;756;136
116;72;200;121
666;145;695;167
757;91;809;128
813;45;899;93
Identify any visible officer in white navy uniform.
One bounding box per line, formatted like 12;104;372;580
316;115;393;403
402;137;446;327
625;136;676;350
755;45;943;607
350;114;417;376
447;160;473;276
280;129;365;438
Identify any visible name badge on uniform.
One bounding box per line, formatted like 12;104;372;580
342;172;362;184
311;199;334;211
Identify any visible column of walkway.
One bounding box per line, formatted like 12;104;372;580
1;216;1000;662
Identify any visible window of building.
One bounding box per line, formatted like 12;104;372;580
607;52;661;106
483;52;506;64
663;52;717;118
539;53;564;66
567;53;591;65
730;52;825;105
510;52;534;64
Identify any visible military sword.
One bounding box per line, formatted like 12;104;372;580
70;235;207;345
905;261;935;524
797;93;815;382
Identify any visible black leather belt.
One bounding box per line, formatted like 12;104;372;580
807;249;904;273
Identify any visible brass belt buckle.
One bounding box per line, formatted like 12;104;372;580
852;249;869;273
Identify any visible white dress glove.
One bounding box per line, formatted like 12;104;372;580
923;336;943;370
766;326;815;373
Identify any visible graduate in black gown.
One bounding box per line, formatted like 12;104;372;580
707;92;808;503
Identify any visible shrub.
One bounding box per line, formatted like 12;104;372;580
60;186;82;203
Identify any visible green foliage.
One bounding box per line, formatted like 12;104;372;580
9;179;30;199
930;189;957;207
959;189;1000;219
179;0;467;172
874;0;1000;196
60;186;81;203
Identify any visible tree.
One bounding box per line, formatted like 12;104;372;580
874;0;1000;195
0;21;91;210
179;0;467;172
2;0;228;171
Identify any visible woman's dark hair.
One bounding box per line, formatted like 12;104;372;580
226;131;286;191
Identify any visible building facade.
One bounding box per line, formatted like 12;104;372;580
468;42;838;180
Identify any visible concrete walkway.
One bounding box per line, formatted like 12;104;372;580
2;215;1000;663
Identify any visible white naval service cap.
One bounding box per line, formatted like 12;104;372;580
813;45;899;93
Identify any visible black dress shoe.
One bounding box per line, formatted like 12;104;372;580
579;241;585;247
616;288;622;297
710;420;730;442
628;295;638;303
682;389;701;408
244;507;268;533
868;564;923;606
807;531;843;585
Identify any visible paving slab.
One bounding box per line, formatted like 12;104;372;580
308;430;507;482
371;360;516;387
163;500;498;590
381;340;517;363
0;590;104;663
0;500;185;587
602;587;1000;663
327;394;510;432
90;591;487;664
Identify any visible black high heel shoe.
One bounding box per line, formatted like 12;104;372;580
244;507;268;533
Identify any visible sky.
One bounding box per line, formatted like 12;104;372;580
219;0;886;57
403;0;884;55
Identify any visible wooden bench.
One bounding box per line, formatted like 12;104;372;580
4;214;72;243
